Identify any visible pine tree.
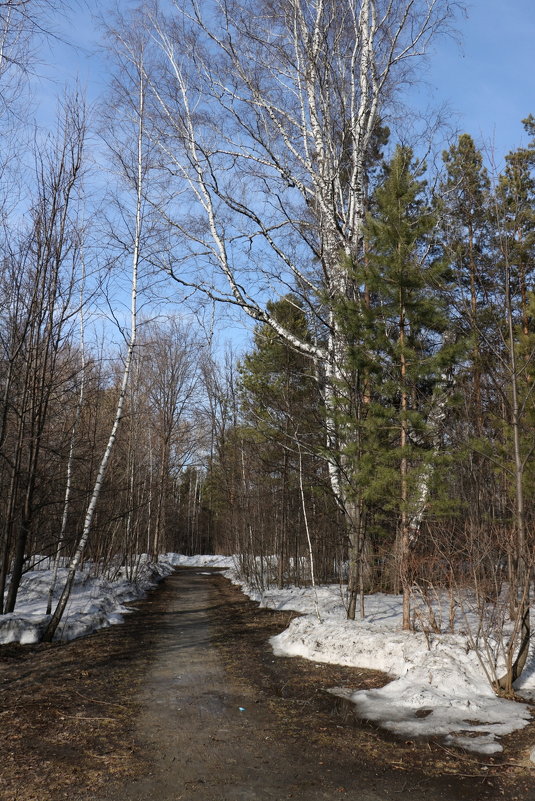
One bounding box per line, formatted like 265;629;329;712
237;296;336;587
365;145;454;629
486;118;535;689
490;118;535;538
440;134;491;435
498;118;535;332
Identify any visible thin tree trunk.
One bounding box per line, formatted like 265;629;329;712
297;438;321;622
42;67;144;643
398;296;412;631
46;264;87;614
497;252;530;691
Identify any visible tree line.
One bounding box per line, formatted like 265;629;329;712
198;128;534;694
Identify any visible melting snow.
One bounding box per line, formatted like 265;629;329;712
227;571;535;754
1;553;533;755
0;553;232;645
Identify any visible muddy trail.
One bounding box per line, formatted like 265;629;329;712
1;568;534;801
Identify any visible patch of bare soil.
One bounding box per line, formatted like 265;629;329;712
0;591;158;801
0;568;533;801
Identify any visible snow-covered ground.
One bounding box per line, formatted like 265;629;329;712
0;553;233;645
227;570;535;756
1;553;533;756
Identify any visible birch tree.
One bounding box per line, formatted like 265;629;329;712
143;0;458;616
42;21;148;642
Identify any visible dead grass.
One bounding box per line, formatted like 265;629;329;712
0;570;534;801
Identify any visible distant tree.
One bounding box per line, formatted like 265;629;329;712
238;296;334;586
137;319;202;555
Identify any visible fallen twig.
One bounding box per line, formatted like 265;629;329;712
74;690;129;709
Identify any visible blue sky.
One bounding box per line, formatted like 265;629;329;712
24;0;533;352
423;0;535;164
34;0;534;167
32;2;105;124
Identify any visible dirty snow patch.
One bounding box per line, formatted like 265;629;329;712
262;590;534;754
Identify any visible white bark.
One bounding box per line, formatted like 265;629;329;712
406;357;456;544
297;437;322;622
145;0;455;511
42;61;145;642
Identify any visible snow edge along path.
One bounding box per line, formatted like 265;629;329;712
226;572;535;756
1;553;534;757
269;614;532;754
0;553;234;645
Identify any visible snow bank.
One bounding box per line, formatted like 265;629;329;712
0;557;178;645
2;554;533;755
162;553;235;569
272;615;532;754
229;576;534;754
0;553;234;645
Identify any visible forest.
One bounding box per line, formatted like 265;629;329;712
0;0;533;694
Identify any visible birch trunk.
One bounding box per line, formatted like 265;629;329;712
42;68;144;642
144;0;457;615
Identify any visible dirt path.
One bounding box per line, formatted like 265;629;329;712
1;568;534;801
92;568;391;801
90;568;391;801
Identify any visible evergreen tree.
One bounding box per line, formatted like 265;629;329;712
237;296;338;587
486;119;535;687
489;118;535;528
496;116;535;344
440;134;491;435
365;145;455;628
240;296;319;444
